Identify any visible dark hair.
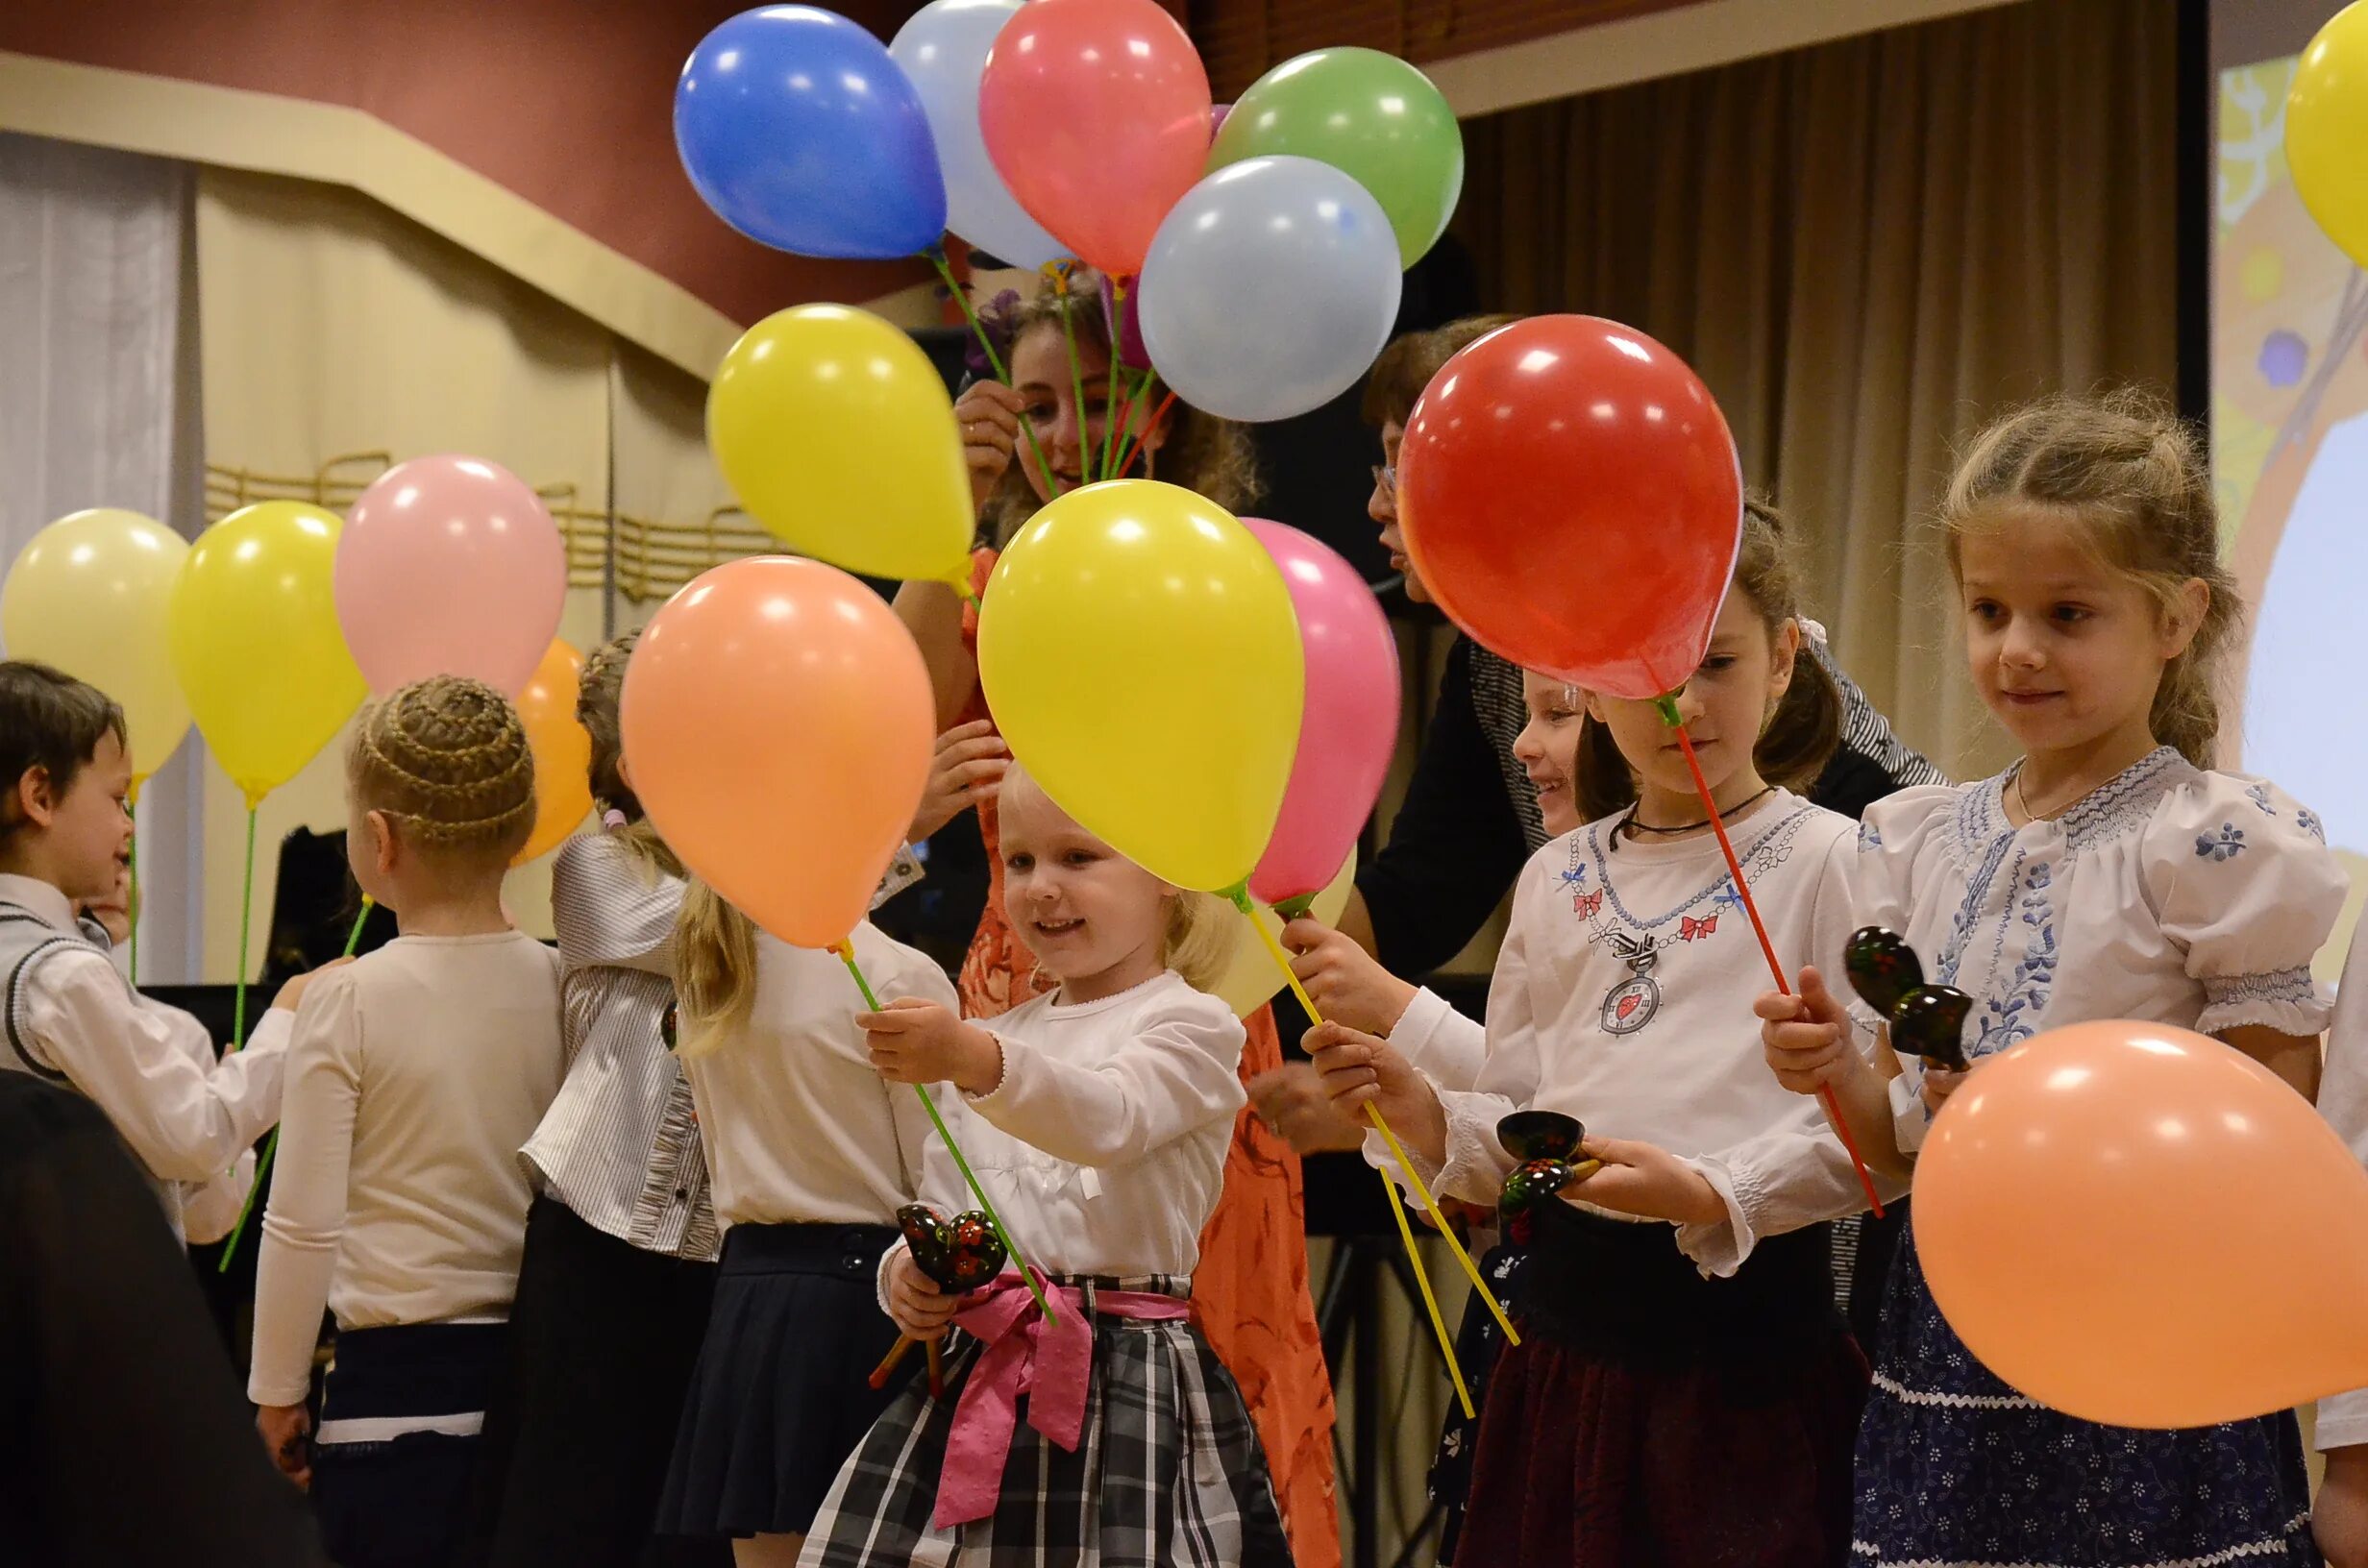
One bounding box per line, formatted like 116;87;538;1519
1940;389;2232;767
1361;314;1524;429
0;661;127;841
1573;499;1842;821
982;273;1262;545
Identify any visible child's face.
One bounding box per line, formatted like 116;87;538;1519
1587;592;1796;807
1009;321;1167;503
998;773;1172;992
20;731;135;903
1371;419;1430;604
1956;511;2203;758
1512;671;1585;837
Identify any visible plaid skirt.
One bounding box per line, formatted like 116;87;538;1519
798;1274;1293;1568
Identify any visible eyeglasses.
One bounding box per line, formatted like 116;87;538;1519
1370;463;1397;497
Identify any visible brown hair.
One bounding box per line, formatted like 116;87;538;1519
1361;314;1523;428
0;661;127;844
579;631;683;879
982;273;1263;545
673;876;757;1058
1940;389;2234;767
347;674;535;869
1573;498;1843;821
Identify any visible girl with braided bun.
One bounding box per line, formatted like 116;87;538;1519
248;675;567;1568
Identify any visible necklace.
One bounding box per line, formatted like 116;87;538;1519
1617;784;1776;840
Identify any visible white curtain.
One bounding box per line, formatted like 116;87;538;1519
0;132;206;981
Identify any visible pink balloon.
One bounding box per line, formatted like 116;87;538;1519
1242;519;1399;908
1210;103;1231;140
335;455;567;698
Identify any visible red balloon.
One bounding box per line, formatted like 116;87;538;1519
978;0;1211;277
1397;316;1742;700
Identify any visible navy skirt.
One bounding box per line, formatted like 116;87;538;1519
655;1221;909;1539
312;1321;507;1568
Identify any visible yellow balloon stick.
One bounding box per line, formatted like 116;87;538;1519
1232;897;1518;1416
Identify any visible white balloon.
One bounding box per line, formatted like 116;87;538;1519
1137;157;1403;424
890;0;1069;271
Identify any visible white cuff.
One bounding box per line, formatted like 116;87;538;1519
1673;1153;1760;1279
1889;1068;1930;1156
1435;1091;1517;1206
876;1237;910;1320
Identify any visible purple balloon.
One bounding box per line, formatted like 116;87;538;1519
1240;518;1400;909
1210;102;1232;141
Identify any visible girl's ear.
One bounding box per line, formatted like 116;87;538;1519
1766;617;1801;713
365;809;399;876
1584;690;1612;723
2160;577;2210;659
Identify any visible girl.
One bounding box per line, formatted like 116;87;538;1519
654;873;957;1566
896;271;1338;1565
474;632;728;1568
798;763;1292;1567
1312;509;1887;1567
249;676;564;1568
1764;391;2342;1567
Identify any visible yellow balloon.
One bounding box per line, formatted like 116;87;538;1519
977;479;1304;893
707;304;974;587
2289;1;2368;268
1211;850;1357;1018
168;502;367;805
2;509;192;788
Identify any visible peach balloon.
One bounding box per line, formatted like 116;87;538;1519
512;639;593;866
619;558;933;948
1914;1017;2368;1429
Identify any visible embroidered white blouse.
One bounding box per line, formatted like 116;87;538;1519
1852;749;2343;1153
1411;793;1898;1275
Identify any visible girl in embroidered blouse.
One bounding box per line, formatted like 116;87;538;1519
1309;509;1887;1568
796;763;1291;1567
1763;390;2344;1568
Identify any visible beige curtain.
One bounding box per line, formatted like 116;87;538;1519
1453;0;2181;780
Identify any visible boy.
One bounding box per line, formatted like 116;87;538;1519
0;660;324;1239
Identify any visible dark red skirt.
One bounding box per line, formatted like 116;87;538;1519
1452;1206;1868;1568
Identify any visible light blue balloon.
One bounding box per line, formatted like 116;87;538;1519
890;0;1069;271
675;6;947;260
1137;157;1403;425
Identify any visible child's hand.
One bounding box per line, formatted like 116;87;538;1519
1247;1062;1369;1154
1280;919;1418;1037
861;999;1003;1095
2318;1446;2368;1568
1921;1063;1968;1113
955;380;1025;510
1565;1136;1727;1226
886;1248;962;1342
257;1403;312;1489
271;956;356;1015
909;720;1009;845
1756;967;1862;1094
1304;1020;1432;1129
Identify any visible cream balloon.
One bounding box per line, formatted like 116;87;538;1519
1210;851;1356;1018
2;509;192;790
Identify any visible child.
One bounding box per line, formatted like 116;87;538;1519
1763;391;2341;1567
0;660;305;1241
2311;919;2368;1568
796;762;1292;1567
1310;509;1886;1567
898;275;1337;1565
248;675;565;1568
653;878;955;1567
474;630;728;1568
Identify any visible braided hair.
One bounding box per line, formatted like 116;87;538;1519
347;674;536;867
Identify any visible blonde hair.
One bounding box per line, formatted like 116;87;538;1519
671;877;757;1059
348;675;535;869
579;631;684;879
999;763;1234;992
982;273;1263;546
1941;389;2235;767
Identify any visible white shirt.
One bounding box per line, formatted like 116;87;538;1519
1851;751;2343;1153
2312;923;2368;1451
890;970;1246;1285
680;919;957;1231
2;871;289;1239
249;931;565;1408
1416;795;1899;1275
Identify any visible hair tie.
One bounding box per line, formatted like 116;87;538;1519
603;809;629;830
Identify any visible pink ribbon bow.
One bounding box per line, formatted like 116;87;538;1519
931;1273;1190;1530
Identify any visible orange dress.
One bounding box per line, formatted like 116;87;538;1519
958;553;1340;1567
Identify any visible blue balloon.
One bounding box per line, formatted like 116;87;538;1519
676;7;948;260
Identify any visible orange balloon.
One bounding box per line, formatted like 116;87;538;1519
1915;1018;2368;1429
618;557;932;948
512;639;594;865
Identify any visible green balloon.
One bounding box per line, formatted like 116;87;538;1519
1208;47;1463;267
